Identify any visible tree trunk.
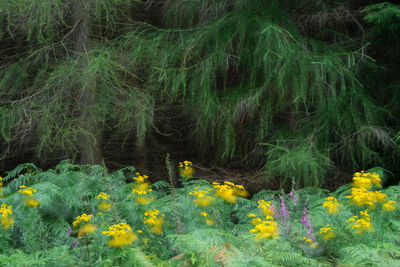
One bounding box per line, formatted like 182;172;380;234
70;0;104;165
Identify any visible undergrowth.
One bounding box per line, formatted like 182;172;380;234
0;160;399;266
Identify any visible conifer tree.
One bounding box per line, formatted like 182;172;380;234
0;0;399;186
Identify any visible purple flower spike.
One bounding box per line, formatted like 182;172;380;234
300;208;307;224
67;227;72;237
300;208;313;235
280;197;289;224
306;228;312;236
289;191;293;198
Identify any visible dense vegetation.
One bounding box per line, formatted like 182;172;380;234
1;0;400;187
0;161;399;266
1;1;400;265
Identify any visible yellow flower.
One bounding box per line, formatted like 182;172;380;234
73;213;93;227
0;204;14;230
18;187;37;197
249;213;279;241
102;223;137;247
96;192;110;200
179;161;195;178
206;218;214;225
98;201;112;211
0;204;12;216
352;219;373;234
189;187;214;207
1;216;14;230
257;200;273;216
250;220;279;240
133;174;149;183
132;182;152;195
18;186;40;207
323;197;339;214
144;209;164;234
180;167;194;178
370;173;382;186
213;181;246;204
347;210;374;234
234;184;250;198
201;211;209;217
382;200;396;212
359;210;371;220
346;216;358;223
78;224;96;237
251;217;262;225
346;187;387;208
319;225;334;240
353;176;372;189
134;196;153;205
25;198;40;207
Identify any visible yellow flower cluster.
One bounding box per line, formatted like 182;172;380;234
98;202;112;211
96;192;112;211
347;188;387;209
18;185;40;207
179;161;194;178
319;224;334;240
0;176;3;187
78;224;96;237
302;237;318;248
133;172;149;183
102;223;137;247
346;210;374;234
131;173;153;205
323;196;339;214
189;186;214;207
249;214;279;240
352;171;381;189
346;171;388;209
257;200;273;216
96;192;110;200
200;211;214;225
248;213;260;225
0;204;14;230
73;213;96;236
73;213;93;227
132;182;152;195
213;181;249;203
18;186;37;197
144;209;164;234
249;199;279;240
382;200;397;212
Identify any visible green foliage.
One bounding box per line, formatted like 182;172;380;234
264;142;333;187
362;2;400;31
0;0;399;190
1;162;400;265
0;0;65;44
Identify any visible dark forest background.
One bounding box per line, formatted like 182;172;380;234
1;0;400;190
